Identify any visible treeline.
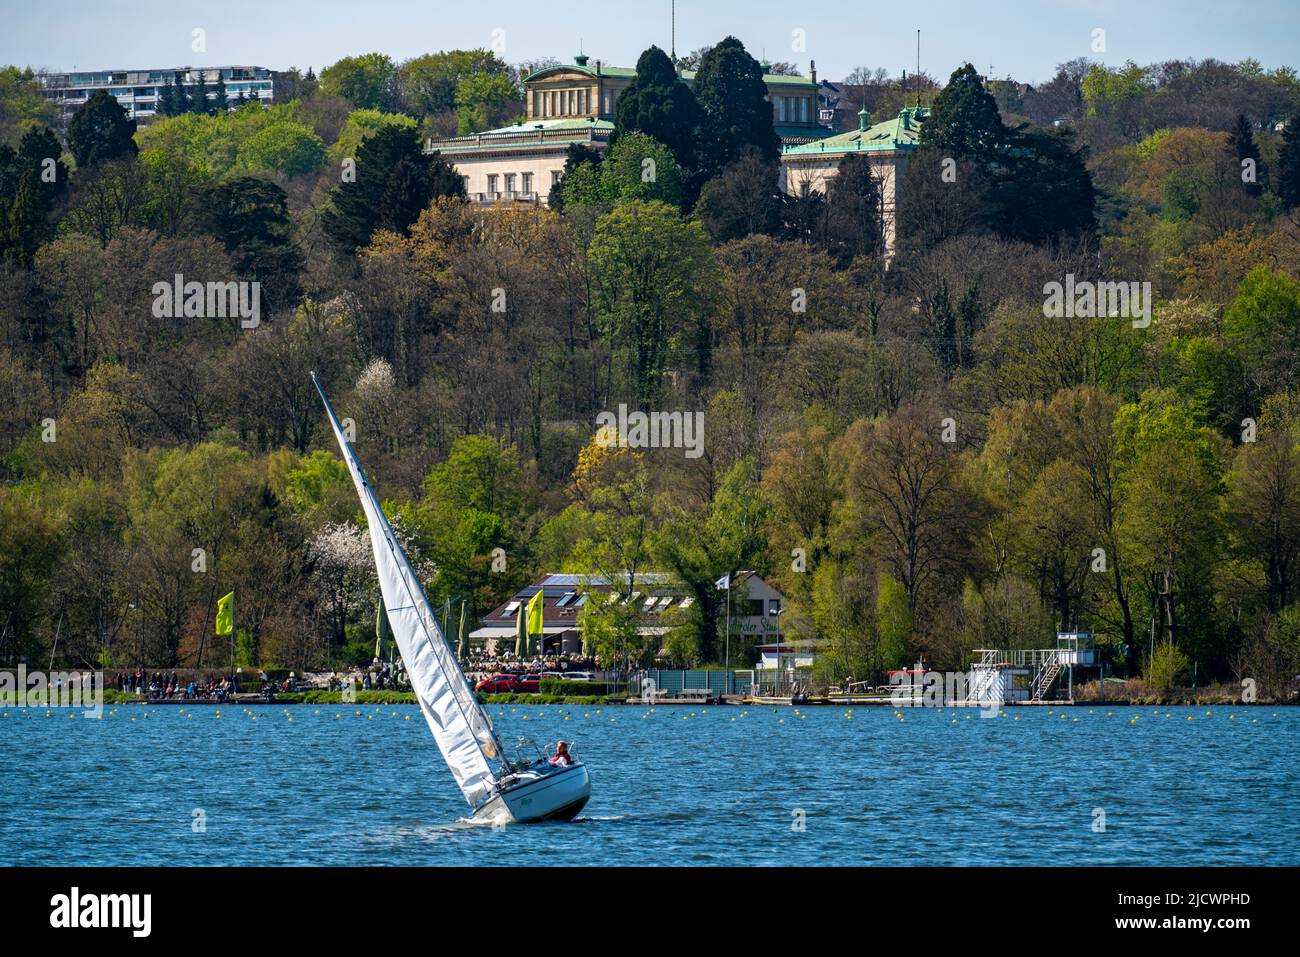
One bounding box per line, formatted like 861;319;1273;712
1;40;1300;698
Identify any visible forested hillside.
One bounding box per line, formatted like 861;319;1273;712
1;48;1299;697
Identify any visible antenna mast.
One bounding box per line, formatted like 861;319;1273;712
671;0;676;61
916;29;921;107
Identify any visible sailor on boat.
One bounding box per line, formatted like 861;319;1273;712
311;371;591;825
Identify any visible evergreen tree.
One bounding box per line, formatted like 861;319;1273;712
168;73;188;115
67;90;138;168
819;152;884;264
691;36;780;179
157;78;176;116
920;63;1005;157
1;127;68;265
213;74;229;113
1277;112;1300;209
1228;113;1264;196
320;124;465;252
190;72;209;114
614;46;702;173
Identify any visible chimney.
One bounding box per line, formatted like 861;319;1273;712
810;60;817;83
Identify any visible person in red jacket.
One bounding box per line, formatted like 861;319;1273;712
549;741;573;767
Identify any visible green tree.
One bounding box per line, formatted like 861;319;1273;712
67;90;138;168
1227;113;1264;196
236;122;327;177
3;126;67;265
1277;112;1300;209
320;124;465;252
614;45;702;172
919;63;1005;157
587;199;714;406
691;36;780;177
320;53;398;111
190;72;209;115
453;72;519;134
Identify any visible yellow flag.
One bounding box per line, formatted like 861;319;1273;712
216;591;235;636
526;587;545;636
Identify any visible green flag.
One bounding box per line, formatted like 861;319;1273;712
457;600;468;663
216;591;234;636
375;596;392;659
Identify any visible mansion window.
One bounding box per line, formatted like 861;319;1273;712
504;173;516;194
486;174;497;195
522;172;533;194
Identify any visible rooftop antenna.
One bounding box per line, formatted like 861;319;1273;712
671;0;676;62
916;29;921;107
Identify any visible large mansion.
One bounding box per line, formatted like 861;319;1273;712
426;54;926;259
425;54;832;205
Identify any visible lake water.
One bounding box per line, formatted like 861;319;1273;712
2;702;1295;866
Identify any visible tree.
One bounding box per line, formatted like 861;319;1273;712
320;53;398;111
213;74;230;113
67;90;138;168
653;458;769;665
587;199;714;406
1226;399;1300;613
190;72;209;115
1278;112;1300;209
614;45;702;172
694;148;785;242
3;126;68;266
834;404;982;623
919;63;1005;157
818;152;884;263
559;132;684;210
398;50;511;118
1227;113;1264;195
236;122;327;177
691;36;780;177
320;124;465;252
453;72;520;134
198;175;302;312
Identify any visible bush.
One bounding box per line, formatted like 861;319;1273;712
1145;643;1190;691
478;693;619;705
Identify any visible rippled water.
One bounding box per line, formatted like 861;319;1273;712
1;702;1295;866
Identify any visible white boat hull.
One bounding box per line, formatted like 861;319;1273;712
472;762;591;824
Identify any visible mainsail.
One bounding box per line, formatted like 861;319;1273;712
312;373;504;808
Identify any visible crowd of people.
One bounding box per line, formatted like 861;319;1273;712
114;669;303;701
326;658;411;693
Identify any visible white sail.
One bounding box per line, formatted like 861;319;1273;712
312;374;503;808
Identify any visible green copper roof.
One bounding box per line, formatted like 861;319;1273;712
525;62;816;88
479;116;615;134
782;107;929;156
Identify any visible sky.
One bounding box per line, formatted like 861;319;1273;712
1;0;1296;85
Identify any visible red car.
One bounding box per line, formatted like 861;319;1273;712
475;673;519;694
516;674;541;693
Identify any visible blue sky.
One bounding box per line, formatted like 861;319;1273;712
2;0;1296;84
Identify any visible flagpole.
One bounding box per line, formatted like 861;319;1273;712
725;575;731;670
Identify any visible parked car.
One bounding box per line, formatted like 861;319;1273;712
561;672;595;682
475;673;519;694
515;674;541;693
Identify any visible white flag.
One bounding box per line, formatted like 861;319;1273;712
715;573;730;591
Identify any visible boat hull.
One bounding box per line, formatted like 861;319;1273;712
472;762;591;825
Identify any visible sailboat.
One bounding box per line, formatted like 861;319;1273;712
311;373;591;824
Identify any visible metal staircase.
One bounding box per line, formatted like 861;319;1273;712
1031;652;1062;701
967;649;1001;703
